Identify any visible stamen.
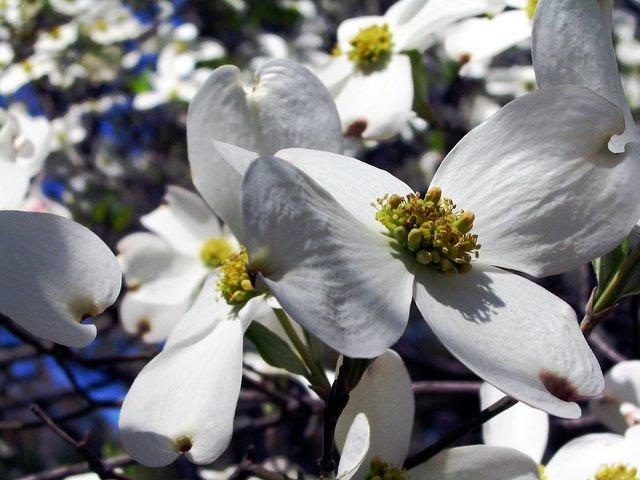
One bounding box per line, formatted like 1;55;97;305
348;24;393;67
200;237;233;269
217;247;258;305
594;464;640;480
539;465;549;480
375;188;480;275
366;456;406;480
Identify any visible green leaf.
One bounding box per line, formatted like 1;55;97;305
593;238;629;298
245;322;309;377
303;328;323;368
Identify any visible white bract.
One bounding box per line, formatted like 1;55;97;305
318;0;504;140
238;74;640;416
0;211;121;347
590;361;640;434
118;185;236;342
79;0;146;45
335;351;540;480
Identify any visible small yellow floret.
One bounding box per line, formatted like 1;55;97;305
538;465;549;480
366;456;406;480
217;247;257;305
200;237;233;269
594;464;640;480
348;24;393;67
526;0;538;20
375;187;480;275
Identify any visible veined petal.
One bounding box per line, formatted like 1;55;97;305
336;414;371;480
241;156;414;358
335;351;414;480
532;0;639;150
0;161;29;209
275;148;413;234
392;0;506;52
0;211;121;348
119;293;191;344
119;319;243;467
480;382;549;463
413;265;603;418
545;431;640;480
407;445;539;480
187;59;342;237
334;54;414;140
431;85;640;277
117;232;175;288
141;186;222;258
590;360;640;434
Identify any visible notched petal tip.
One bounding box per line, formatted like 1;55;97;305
539;370;581;402
69;297;102;323
174;435;194;454
345;120;368;138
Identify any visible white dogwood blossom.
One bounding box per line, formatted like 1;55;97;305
335;351;540;480
590;361;640;434
318;0;504;140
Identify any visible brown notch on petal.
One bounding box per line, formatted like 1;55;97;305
69;298;99;323
345;120;368;138
174;435;193;454
459;53;472;65
136;319;151;335
539;370;580;402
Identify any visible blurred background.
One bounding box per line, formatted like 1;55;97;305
1;0;640;478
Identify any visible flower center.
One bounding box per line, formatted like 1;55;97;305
200;237;233;269
539;465;548;480
217;247;258;305
348;23;393;67
375;187;480;275
366;457;406;480
526;0;538;20
594;464;640;480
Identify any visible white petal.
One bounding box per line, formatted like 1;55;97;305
119;293;191;343
316;56;353;95
119;319;243;467
480;382;549;463
133;91;167;110
117;232;175;288
408;445;539;480
545;432;640;480
0;211;121;347
532;0;639;150
413;265;603;418
0;161;29;209
241;156;414;358
336;16;387;52
590;360;640;434
275;148;413;234
187;59;342;237
336;413;371;480
432;85;640;277
335;351;414;480
392;0;506;52
141;186;221;258
334;54;413;140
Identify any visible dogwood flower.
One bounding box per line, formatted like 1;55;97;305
49;0;95;16
117;186;236;342
590;361;640;434
0;210;122;347
444;0;535;78
79;0;146;45
118;58;342;467
334;351;540;480
34;23;79;53
317;0;504;140
237;81;640;417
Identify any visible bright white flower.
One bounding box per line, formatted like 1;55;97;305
335;351;540;480
0;42;14;68
485;65;537;98
544;426;640;480
444;1;534;78
590;361;640;434
0;211;122;347
318;0;504;140
118;185;236;342
200;457;312;480
236;75;640;416
0;53;56;95
79;0;146;45
34;23;79;53
480;383;549;463
50;109;87;152
6;104;52;177
49;0;95;16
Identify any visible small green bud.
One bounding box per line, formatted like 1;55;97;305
393;226;408;246
407;228;423;252
416;250;432;265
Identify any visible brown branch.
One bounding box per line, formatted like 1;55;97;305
412;381;481;395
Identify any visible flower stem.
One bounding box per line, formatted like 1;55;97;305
593;242;640;313
274;309;330;391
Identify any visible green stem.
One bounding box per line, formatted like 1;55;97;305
274;309;330;391
594;242;640;313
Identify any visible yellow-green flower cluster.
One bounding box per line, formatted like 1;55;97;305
366;456;406;480
594;464;640;480
200;237;233;269
348;24;393;67
375;187;480;275
217;247;257;305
